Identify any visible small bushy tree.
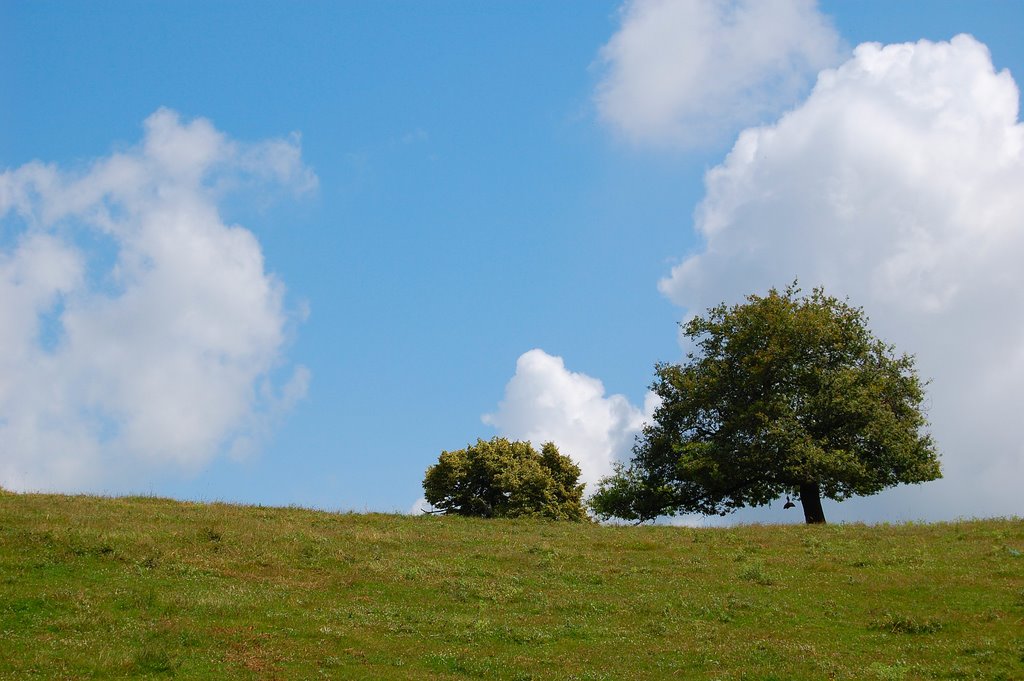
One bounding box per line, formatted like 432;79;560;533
590;284;941;524
423;437;587;521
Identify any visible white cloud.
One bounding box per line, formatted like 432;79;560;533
595;0;843;148
0;108;313;492
407;496;438;516
660;34;1024;522
483;349;658;490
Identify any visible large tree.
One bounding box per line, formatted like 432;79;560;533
590;284;941;524
423;437;587;521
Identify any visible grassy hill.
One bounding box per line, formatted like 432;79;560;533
1;492;1021;680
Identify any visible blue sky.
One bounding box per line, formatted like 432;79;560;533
2;1;1023;523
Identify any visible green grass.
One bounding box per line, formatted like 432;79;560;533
1;492;1022;680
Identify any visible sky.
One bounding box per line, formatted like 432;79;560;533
2;0;1022;524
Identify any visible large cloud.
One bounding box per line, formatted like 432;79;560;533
661;35;1024;522
595;0;842;148
0;109;313;492
483;349;657;489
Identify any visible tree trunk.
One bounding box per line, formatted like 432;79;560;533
799;483;826;524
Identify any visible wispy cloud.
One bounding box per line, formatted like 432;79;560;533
595;0;843;148
0;109;314;492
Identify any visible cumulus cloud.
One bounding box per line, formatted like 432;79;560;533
0;108;314;492
407;497;437;516
595;0;843;148
661;35;1024;522
483;349;658;489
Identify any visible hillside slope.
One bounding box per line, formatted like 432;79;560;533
1;492;1021;679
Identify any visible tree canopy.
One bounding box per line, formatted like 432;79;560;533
423;437;587;521
590;284;941;524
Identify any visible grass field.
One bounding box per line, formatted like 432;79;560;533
1;491;1022;680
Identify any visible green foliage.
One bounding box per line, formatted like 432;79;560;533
423;437;587;521
591;283;941;523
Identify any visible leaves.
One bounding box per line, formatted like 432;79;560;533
423;438;587;521
591;284;941;522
